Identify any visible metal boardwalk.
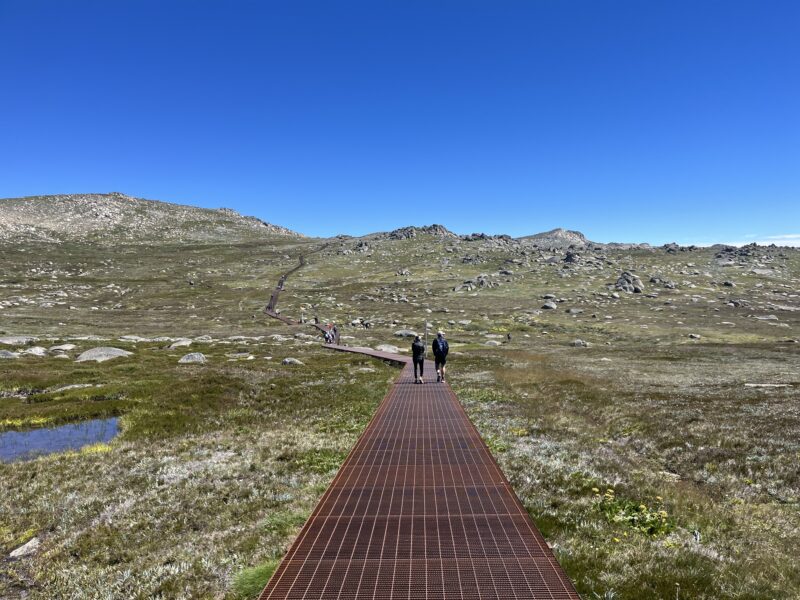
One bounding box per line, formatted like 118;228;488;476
259;347;579;599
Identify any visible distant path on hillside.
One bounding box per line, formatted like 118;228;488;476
265;242;329;334
258;344;580;599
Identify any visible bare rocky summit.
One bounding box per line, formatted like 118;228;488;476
521;228;591;248
0;192;301;244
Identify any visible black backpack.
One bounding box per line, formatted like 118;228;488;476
435;338;449;356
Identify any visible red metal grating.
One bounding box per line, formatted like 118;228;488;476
259;347;580;599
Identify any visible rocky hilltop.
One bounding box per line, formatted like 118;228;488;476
0;192;301;244
375;224;458;240
520;228;591;248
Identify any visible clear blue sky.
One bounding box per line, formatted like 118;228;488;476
1;1;798;244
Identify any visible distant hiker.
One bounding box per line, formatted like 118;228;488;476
332;325;339;345
314;316;319;325
507;332;512;342
324;330;332;344
432;331;449;383
411;335;426;384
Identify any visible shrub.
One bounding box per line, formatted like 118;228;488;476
593;488;673;536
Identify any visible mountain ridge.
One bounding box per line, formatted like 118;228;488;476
0;192;657;248
0;192;301;243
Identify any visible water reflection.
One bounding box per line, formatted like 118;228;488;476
0;417;119;462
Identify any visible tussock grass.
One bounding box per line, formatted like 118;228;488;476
2;233;799;598
0;346;397;598
453;344;800;599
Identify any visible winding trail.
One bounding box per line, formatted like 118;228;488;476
258;346;580;599
265;243;330;333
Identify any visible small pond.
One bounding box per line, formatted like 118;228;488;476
0;417;119;462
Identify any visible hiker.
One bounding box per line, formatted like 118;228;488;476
432;331;449;382
332;324;339;345
411;335;426;384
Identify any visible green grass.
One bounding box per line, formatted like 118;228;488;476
0;345;397;598
452;344;800;599
1;231;799;598
232;560;280;600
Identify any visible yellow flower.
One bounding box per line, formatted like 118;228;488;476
592;487;600;493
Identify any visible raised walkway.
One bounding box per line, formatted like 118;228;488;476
258;346;579;599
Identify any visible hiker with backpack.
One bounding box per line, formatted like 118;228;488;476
411;335;426;384
432;331;449;382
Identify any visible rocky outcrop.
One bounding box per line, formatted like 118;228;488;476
615;271;645;293
381;224;458;240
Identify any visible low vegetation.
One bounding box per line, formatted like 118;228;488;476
2;204;799;598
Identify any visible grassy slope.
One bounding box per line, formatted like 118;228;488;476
1;233;799;599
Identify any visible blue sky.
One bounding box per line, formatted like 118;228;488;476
1;1;798;243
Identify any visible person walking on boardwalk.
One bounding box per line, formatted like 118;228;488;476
411;335;426;384
432;331;449;382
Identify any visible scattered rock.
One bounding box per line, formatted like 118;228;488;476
282;357;305;366
178;352;206;364
394;329;417;338
10;537;40;558
168;339;192;349
571;339;589;347
51;383;97;393
375;344;400;353
50;344;77;353
485;340;502;346
615;271;644;293
0;336;38;345
21;346;47;357
744;383;790;388
0;350;19;359
542;301;557;310
75;347;133;363
688;334;701;339
118;335;150;343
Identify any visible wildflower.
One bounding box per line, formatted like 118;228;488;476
592;487;600;493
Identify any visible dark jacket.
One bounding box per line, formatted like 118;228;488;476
411;340;426;360
432;337;449;357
